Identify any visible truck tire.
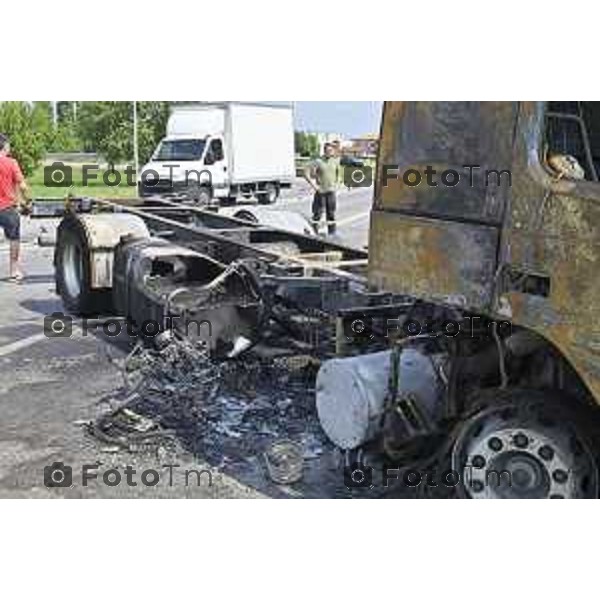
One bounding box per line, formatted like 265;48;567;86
187;182;212;206
231;207;314;235
55;217;113;316
54;214;150;317
197;186;212;205
258;183;279;205
451;388;600;499
232;209;259;224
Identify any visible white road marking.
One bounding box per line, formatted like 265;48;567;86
0;332;48;357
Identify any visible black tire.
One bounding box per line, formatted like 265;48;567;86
54;217;113;316
233;210;259;224
187;183;212;206
258;183;279;205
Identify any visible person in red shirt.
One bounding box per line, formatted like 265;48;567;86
0;133;29;281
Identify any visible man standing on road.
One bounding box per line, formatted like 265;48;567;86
0;134;29;282
304;142;340;236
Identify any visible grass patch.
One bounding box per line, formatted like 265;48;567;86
28;164;137;199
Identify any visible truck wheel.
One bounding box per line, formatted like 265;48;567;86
55;217;113;316
451;388;599;499
231;207;314;235
258;183;279;205
233;210;259;223
188;183;212;206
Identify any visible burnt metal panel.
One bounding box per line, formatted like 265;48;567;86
496;101;600;403
376;102;517;224
368;212;499;310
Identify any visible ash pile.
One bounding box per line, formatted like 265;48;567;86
88;334;351;497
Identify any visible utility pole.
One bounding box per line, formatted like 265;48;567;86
133;101;139;178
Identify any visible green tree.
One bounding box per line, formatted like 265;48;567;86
78;101;169;168
295;131;307;156
0;102;48;176
50;102;82;152
31;102;55;147
50;121;81;153
78;102;132;168
306;133;320;157
295;131;320;157
136;102;170;164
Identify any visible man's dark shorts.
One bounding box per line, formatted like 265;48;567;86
0;207;20;241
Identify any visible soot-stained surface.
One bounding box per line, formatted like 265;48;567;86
88;338;401;498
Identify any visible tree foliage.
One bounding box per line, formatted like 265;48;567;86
295;131;320;157
78;102;170;167
0;101;174;176
136;102;171;164
50;102;82;152
0;102;49;176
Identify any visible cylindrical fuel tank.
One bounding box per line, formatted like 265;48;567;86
316;348;444;450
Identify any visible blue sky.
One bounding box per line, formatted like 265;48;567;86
293;102;382;137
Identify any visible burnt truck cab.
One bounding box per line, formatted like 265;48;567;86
369;101;600;407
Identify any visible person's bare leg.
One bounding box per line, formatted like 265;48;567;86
9;240;23;279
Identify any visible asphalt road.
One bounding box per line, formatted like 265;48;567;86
0;183;374;498
275;179;372;248
216;178;373;247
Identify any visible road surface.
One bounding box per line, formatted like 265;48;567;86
276;179;372;248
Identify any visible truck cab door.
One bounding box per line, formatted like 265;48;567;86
369;102;518;312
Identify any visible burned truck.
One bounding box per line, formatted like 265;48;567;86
51;101;600;499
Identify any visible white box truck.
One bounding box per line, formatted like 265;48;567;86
139;102;295;205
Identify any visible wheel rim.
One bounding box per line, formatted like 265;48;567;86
265;184;276;203
452;402;598;499
62;240;83;299
198;190;210;204
188;184;210;205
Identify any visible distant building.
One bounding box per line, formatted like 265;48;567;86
340;133;379;158
295;130;379;157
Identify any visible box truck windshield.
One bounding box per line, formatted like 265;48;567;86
154;139;206;161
